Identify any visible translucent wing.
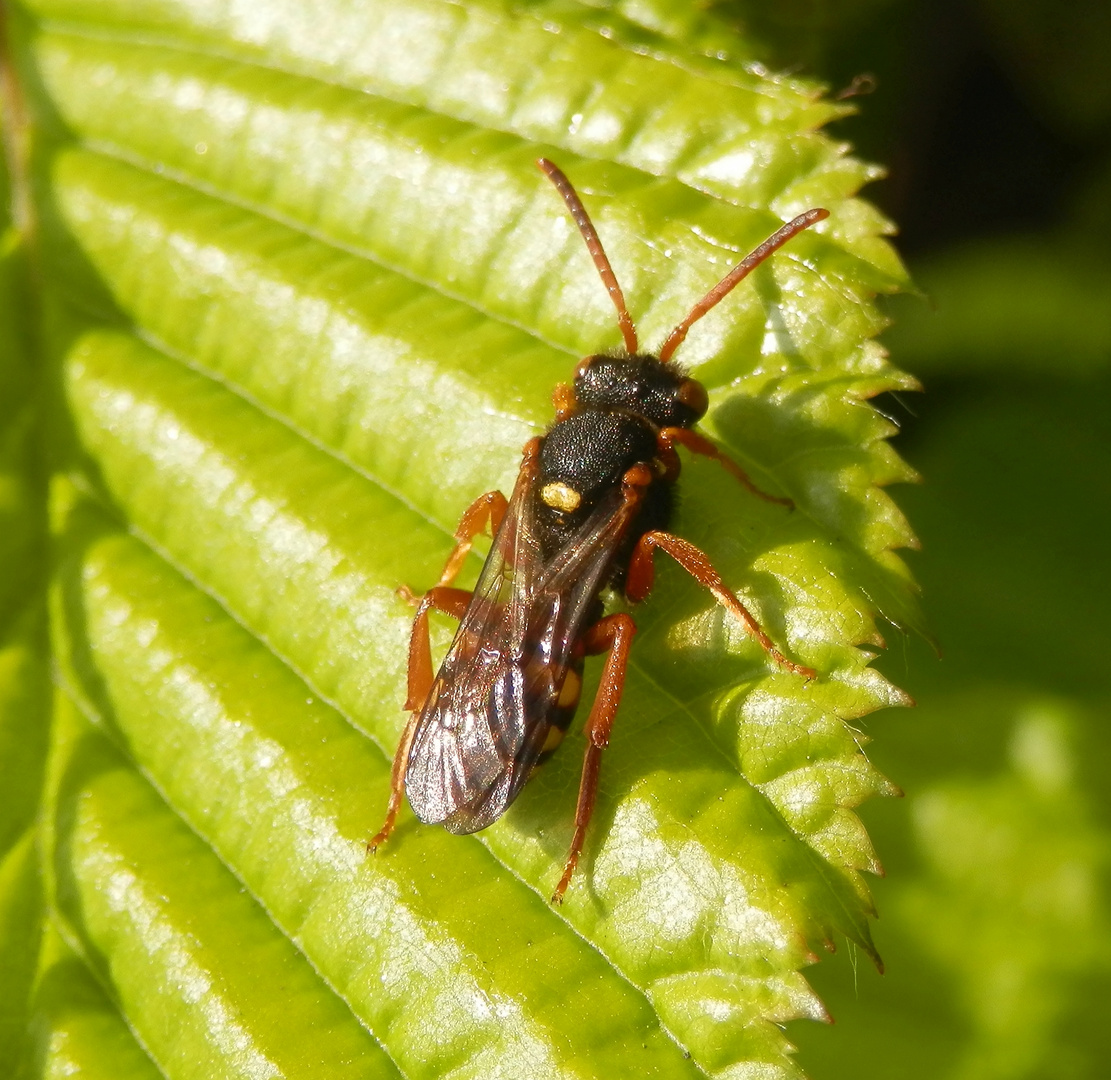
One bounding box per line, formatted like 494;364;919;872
406;462;637;833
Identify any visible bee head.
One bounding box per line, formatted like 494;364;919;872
573;354;708;430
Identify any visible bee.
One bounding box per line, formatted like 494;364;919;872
371;159;825;902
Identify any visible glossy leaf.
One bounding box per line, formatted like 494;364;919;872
19;924;164;1080
9;0;918;1075
47;692;402;1080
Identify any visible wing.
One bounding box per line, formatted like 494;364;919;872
405;460;637;834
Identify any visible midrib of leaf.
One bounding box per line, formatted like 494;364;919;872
12;0;923;1075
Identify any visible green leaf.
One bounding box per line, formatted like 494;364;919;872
0;151;50;1077
20;925;166;1080
52;499;698;1078
793;377;1111;1078
47;692;402;1079
9;0;918;1075
886;237;1111;378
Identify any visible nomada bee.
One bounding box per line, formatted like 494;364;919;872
372;160;825;902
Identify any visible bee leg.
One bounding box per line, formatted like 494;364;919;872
404;587;472;712
396;490;510;609
402;438;540;603
434;491;510;589
658;426;793;507
368;708;422;853
369;585;472;854
626;531;816;679
552;612;637;904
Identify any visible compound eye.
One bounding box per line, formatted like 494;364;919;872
676;378;709;419
574;355;596;382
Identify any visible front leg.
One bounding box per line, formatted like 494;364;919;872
434;490;510;589
627;530;815;679
658;426;793;507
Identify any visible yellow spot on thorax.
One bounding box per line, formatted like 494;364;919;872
541;482;581;513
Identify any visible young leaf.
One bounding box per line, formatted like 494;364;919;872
12;0;919;1075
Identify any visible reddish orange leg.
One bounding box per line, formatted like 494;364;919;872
552;382;577;421
368;709;422;853
369;584;472;853
403;586;472;711
627;531;816;680
552;613;637;904
659;426;793;507
400;440;540;607
396;489;507;608
434;490;510;590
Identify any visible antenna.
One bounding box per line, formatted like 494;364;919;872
657;208;829;363
538;158;639;356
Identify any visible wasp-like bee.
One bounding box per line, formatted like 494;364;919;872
372;160;824;901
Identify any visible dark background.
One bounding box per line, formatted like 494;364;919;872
713;0;1111;252
707;1;1111;1076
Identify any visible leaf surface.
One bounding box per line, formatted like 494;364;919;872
8;0;919;1075
20;924;164;1080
